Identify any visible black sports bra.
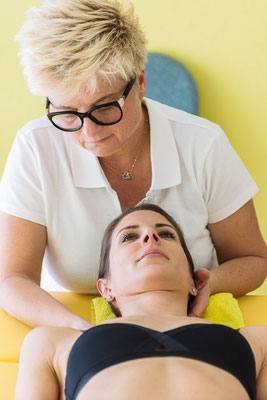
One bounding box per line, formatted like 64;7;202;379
65;322;256;400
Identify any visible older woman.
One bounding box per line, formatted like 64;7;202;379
0;0;266;330
15;204;267;400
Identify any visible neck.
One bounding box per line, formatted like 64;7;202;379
117;291;189;318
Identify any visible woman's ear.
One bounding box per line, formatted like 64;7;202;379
97;279;111;301
189;273;198;297
189;284;198;297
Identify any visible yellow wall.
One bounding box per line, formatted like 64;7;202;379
1;1;267;293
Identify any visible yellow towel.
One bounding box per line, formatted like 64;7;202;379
91;293;245;329
91;296;117;324
203;293;244;329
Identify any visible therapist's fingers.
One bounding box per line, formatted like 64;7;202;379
188;283;210;317
194;268;211;289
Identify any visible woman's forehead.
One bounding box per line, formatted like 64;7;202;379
48;76;126;109
113;210;172;235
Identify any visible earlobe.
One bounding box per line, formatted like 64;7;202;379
190;286;198;296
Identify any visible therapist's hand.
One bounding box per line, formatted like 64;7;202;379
188;268;211;318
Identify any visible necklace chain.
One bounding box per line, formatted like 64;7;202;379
102;120;148;180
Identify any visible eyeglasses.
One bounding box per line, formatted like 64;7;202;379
46;77;136;132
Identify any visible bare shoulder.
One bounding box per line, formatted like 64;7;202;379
16;326;83;400
239;326;267;377
240;326;267;400
23;325;82;357
21;326;82;373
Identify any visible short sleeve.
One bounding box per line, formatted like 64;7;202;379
203;128;259;223
0;130;46;225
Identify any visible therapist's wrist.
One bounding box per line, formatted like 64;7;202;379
208;269;220;296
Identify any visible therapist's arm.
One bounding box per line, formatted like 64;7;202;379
0;212;92;329
189;199;267;317
208;199;267;294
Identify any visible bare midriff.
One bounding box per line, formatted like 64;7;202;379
76;356;250;400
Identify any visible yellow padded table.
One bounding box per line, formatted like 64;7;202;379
0;363;19;400
0;293;266;400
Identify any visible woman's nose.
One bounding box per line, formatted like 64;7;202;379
141;229;160;244
81;117;102;137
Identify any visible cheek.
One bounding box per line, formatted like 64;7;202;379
66;132;81;144
172;250;192;274
108;249;125;286
108;247;136;286
122;99;143;128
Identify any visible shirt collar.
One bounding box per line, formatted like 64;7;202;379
70;97;181;189
70;141;108;188
144;98;181;190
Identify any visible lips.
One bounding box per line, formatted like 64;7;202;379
138;249;169;262
82;135;112;145
88;135;112;144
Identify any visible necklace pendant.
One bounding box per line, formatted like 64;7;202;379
121;171;133;180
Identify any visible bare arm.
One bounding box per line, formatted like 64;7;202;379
0;212;92;329
240;326;267;400
15;327;60;400
15;326;81;400
190;200;267;317
208;199;267;296
256;334;267;400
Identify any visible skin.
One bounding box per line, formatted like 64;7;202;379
15;211;267;400
191;200;267;317
98;210;198;311
0;71;266;329
0;73;149;329
49;73;148;163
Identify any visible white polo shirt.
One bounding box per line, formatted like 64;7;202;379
0;98;258;293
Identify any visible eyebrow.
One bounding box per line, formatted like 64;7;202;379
50;90;123;111
116;223;175;237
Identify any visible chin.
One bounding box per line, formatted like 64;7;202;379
135;277;180;293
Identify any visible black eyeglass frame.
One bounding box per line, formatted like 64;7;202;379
46;77;136;132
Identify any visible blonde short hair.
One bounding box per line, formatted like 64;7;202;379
16;0;147;97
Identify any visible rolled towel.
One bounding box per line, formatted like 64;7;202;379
91;296;116;325
203;293;245;329
91;292;245;329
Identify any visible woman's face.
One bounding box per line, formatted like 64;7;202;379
47;72;146;157
99;210;194;300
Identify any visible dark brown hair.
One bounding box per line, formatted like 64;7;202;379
98;203;195;316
